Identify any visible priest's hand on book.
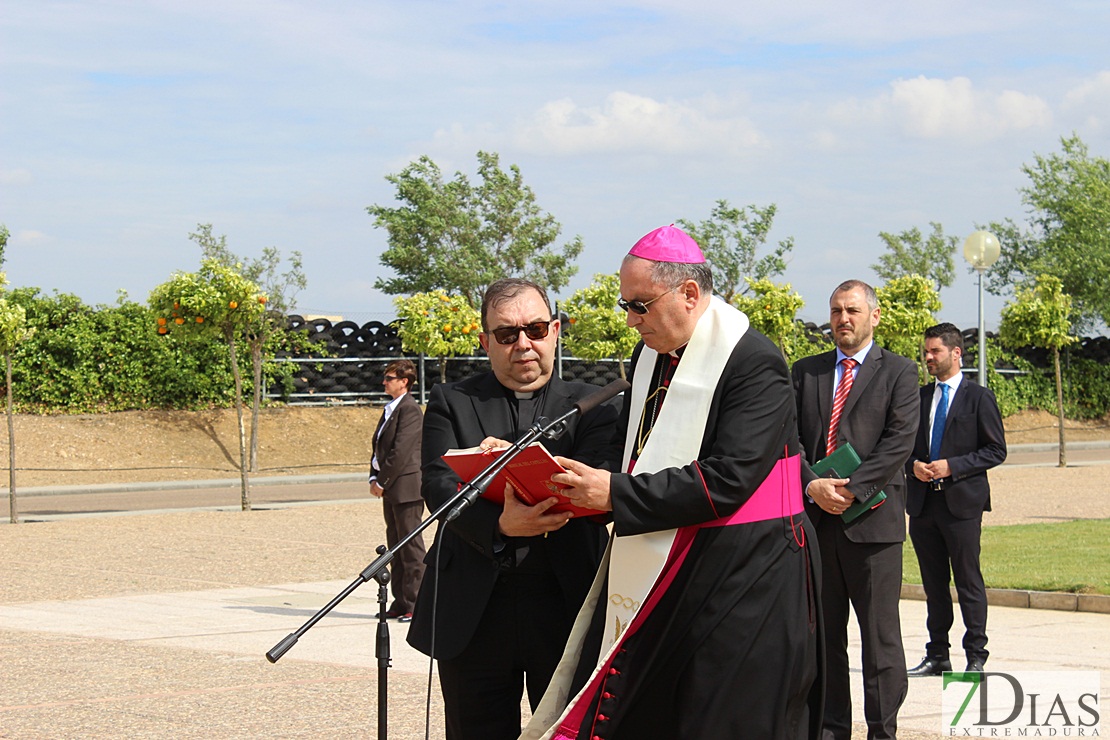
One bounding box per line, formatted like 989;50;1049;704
806;476;854;516
497;482;573;537
551;458;613;513
478;436;511;452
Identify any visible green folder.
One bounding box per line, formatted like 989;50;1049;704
810;442;887;524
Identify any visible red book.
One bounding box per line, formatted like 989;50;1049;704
441;442;605;517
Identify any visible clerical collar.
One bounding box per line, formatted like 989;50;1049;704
668;344;688;359
514;390;535;400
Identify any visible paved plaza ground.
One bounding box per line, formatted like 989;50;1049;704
1;437;1108;737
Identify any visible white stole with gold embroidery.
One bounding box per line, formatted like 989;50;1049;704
520;297;749;740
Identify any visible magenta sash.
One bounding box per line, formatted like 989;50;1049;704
552;454;803;739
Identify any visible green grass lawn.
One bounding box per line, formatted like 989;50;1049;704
902;518;1110;595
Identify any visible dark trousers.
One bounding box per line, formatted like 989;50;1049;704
437;572;570;740
382;498;426;611
909;494;988;664
816;515;907;740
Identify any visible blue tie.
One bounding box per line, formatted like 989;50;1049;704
930;384;949;461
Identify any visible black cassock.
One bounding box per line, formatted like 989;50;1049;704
557;329;824;740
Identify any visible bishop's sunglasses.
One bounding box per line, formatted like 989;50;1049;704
617;284;682;315
490;320;552;345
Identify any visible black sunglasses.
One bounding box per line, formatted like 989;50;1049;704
490;320;552;345
617;284;680;315
383;375;400;382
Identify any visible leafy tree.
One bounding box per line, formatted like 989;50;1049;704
731;278;810;362
871;222;957;292
149;259;268;510
0;224;8;266
561;273;639;380
394;290;482;384
677;200;793;302
999;275;1078;467
983;134;1110;330
369;151;583;308
189;223;306;471
874;275;941;378
0;270;30;523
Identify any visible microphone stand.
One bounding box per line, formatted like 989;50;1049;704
265;412;577;738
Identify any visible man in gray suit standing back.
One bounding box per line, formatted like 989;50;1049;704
791;279;919;740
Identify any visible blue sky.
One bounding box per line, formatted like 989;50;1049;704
3;1;1108;331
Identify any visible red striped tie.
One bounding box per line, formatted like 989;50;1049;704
826;358;858;455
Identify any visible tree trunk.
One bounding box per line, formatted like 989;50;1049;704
249;339;262;473
439;355;448;384
1055;346;1067;468
7;353;17;525
227;332;251;510
617;357;627;381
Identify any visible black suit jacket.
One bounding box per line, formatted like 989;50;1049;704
371;392;424;505
906;379;1007;520
792;343;919;543
406;372;622;660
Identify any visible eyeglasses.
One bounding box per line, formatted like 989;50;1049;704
617;284;682;315
490;320;552;345
383;375;400;382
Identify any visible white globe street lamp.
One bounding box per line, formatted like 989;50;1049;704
963;231;1002;387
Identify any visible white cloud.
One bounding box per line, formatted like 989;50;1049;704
831;76;1052;140
0;169;33;185
509;91;765;156
1063;71;1110;130
1064;70;1110;106
15;230;47;243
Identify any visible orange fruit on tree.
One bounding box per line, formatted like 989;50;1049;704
196;316;204;323
174;317;185;325
257;295;267;304
157;326;168;335
157;317;167;326
229;301;238;309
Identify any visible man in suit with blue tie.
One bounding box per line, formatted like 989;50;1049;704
906;323;1007;676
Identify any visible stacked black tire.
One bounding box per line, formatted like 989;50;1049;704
280;316;404;398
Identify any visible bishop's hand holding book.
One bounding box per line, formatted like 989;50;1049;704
441;440;607;518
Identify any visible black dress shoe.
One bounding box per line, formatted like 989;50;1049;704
381;605;413;620
965;658;986;672
907;657;952;677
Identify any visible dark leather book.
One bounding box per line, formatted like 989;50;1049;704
810;442;887;523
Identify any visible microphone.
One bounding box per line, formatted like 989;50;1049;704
573;378;631;416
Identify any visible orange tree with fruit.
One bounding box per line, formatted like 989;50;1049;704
394;290;481;384
731;277;814;363
149;258;268;511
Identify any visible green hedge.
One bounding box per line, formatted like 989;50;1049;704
5;288;302;413
4;289;1110;419
989;340;1110;420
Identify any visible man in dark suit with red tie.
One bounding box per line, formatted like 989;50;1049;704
369;359;426;621
906;323;1007;676
792;279;919;740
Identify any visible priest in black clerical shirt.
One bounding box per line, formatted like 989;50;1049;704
406;277;622;740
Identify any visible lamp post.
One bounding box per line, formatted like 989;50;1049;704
962;231;1002;387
